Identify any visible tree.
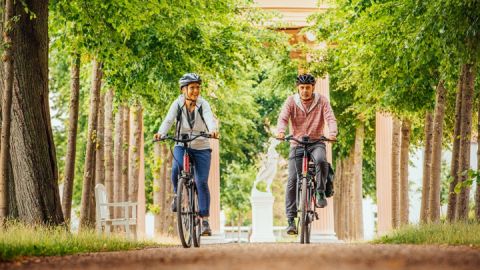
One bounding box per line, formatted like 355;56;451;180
0;0;14;220
104;89;114;204
122;105;130;208
9;0;64;224
113;106;123;218
79;59;102;229
428;81;446;222
391;118;401;229
128;103;142;236
399;119;411;226
61;55;81;222
95;91;105;186
420;112;433;223
456;64;476;221
353;122;364;239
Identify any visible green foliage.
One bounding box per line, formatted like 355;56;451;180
373;221;480;246
221;161;256;225
0;221;160;261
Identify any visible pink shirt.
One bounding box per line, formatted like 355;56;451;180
277;93;338;146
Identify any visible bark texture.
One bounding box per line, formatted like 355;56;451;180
79;60;102;230
391;118;401;229
9;0;64;224
61;55;80;222
456;64;475;221
104;89;114;204
429;81;446;223
447;73;464;222
399;119;411;226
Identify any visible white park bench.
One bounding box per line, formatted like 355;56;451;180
95;183;138;240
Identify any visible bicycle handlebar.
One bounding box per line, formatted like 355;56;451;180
153;133;217;143
277;135;336;145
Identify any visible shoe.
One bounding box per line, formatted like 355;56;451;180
171;196;177;212
286;218;297;235
201;220;212;236
315;192;328;208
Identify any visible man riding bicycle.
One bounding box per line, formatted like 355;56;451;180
154;73;218;236
276;74;338;235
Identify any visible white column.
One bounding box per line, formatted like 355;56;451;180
311;74;338;242
375;112;393;236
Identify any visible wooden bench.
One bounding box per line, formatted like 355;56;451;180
95;184;138;240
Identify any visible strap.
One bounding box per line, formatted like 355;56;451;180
197;105;209;132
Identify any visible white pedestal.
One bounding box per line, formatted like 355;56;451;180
250;190;276;242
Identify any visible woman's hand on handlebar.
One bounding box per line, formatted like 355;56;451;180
210;131;219;139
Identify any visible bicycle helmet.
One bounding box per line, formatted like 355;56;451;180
296;74;316;85
179;73;202;89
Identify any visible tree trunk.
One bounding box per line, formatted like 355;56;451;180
128;104;142;238
165;152;175;235
95;92;105;185
391;117;401;229
122;106;130;204
153;143;163;235
420;112;434;223
104;89;114;205
9;0;63;224
0;0;15;220
79;59;102;230
456;64;476;221
61;54;80;223
476;96;480;221
0;2;17;219
346;150;354;240
353;123;364;239
447;72;464;222
333;158;342;239
428;81;446;223
113;106;123;218
399;119;411;226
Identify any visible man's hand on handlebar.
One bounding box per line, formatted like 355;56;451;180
276;132;285;140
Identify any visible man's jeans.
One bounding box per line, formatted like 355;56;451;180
285;142;328;219
172;146;211;217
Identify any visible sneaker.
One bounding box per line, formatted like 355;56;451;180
315;191;328;208
171;195;177;212
286;218;297;235
201;220;212;236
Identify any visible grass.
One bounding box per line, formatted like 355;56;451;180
373;222;480;247
0;221;161;261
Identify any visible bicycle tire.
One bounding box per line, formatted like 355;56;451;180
177;177;192;248
299;177;308;244
192;187;201;248
304;188;312;244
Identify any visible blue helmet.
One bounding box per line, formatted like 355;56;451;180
179;73;202;89
296;74;316;85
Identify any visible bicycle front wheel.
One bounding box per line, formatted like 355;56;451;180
298;177;308;244
192;187;201;248
177;177;192;248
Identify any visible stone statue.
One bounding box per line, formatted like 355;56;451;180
252;138;280;194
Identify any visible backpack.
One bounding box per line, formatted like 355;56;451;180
175;104;209;138
325;163;335;198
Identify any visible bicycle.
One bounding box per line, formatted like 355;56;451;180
278;135;335;244
154;132;214;248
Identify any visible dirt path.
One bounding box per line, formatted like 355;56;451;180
2;243;479;270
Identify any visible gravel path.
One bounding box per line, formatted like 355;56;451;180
2;243;480;270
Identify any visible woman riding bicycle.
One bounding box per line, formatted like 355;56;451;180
154;73;218;236
276;74;338;235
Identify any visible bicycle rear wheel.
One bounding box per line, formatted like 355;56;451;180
192;187;201;248
177;177;192;248
298;177;308;244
